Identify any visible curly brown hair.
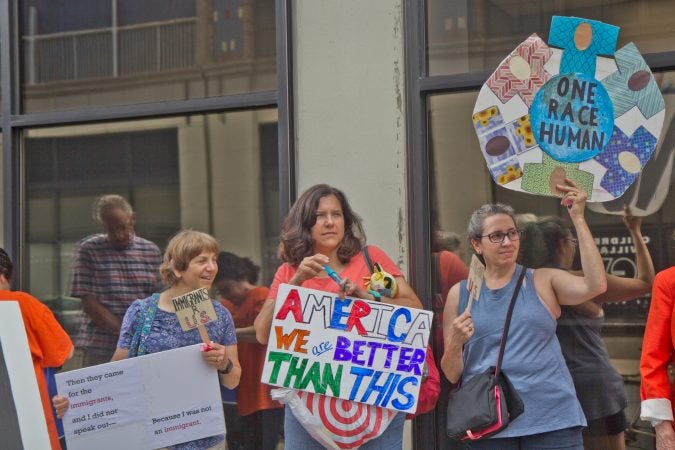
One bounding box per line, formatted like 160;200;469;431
280;184;366;266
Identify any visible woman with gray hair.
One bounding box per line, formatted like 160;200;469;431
440;178;607;449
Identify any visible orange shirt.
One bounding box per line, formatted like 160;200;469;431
0;290;73;450
221;286;282;416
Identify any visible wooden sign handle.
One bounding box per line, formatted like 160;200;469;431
198;324;210;344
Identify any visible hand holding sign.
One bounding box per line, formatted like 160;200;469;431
200;342;230;372
557;177;588;219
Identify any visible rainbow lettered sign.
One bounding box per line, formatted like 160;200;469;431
261;284;432;413
474;16;665;202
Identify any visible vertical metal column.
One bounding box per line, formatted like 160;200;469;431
275;0;295;216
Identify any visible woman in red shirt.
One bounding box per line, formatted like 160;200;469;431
255;184;422;449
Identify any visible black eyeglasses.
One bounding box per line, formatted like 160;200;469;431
479;229;521;244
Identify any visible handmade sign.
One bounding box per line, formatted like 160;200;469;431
261;284;432;414
473;16;665;202
466;255;485;311
56;344;224;450
172;288;217;343
0;302;51;449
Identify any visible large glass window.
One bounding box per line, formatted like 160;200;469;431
20;0;277;113
24;108;280;341
427;0;675;76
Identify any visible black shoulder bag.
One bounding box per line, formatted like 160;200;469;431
446;266;526;441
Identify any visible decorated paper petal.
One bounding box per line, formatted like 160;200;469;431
589;112;675;216
548;16;619;76
601;43;665;119
592;126;657;197
521;153;594;197
486;34;552;107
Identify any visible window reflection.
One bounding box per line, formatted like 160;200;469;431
427;0;675;76
21;0;277;112
428;71;675;450
24;109;280;342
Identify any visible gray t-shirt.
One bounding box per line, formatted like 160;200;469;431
556;306;628;421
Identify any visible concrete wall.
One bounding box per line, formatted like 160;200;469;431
293;0;409;271
292;1;412;447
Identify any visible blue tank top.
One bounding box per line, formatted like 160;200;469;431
458;265;586;438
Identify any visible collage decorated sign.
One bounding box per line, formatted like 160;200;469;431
473;16;666;203
261;284;432;414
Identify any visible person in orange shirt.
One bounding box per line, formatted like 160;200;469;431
0;248;74;450
215;252;283;450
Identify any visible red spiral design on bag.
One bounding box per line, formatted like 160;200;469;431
298;391;396;449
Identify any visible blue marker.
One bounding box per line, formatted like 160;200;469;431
324;265;343;285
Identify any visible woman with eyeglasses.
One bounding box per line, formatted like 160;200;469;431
440;178;607;449
520;205;654;450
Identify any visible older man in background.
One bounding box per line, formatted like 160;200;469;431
71;194;162;367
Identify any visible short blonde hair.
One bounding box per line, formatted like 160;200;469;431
160;230;220;286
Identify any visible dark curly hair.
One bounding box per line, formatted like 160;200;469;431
0;248;13;281
215;252;260;284
519;216;572;269
280;184;366;266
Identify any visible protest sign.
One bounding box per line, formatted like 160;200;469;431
261;284;432;413
172;288;218;343
466;254;485;311
56;344;224;450
473;16;665;203
0;302;51;449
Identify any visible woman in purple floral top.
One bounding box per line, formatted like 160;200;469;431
115;230;241;450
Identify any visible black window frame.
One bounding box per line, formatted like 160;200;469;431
403;1;675;448
1;0;296;288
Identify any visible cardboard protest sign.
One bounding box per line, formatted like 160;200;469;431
474;16;665;203
172;288;218;343
0;302;51;449
261;284;432;414
56;344;224;450
466;255;485;311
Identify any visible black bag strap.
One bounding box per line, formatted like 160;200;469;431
494;266;527;378
362;245;373;272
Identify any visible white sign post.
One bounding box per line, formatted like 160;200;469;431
56;344;224;450
261;284;432;414
0;301;51;450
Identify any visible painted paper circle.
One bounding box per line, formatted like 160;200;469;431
530;73;614;163
618;151;641;174
509;55;532;81
628;70;651;91
573;23;593;50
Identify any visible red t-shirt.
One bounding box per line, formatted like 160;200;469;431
221;286;282;416
0;291;73;450
436;251;469;300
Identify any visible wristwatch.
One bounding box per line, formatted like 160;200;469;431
218;358;233;375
